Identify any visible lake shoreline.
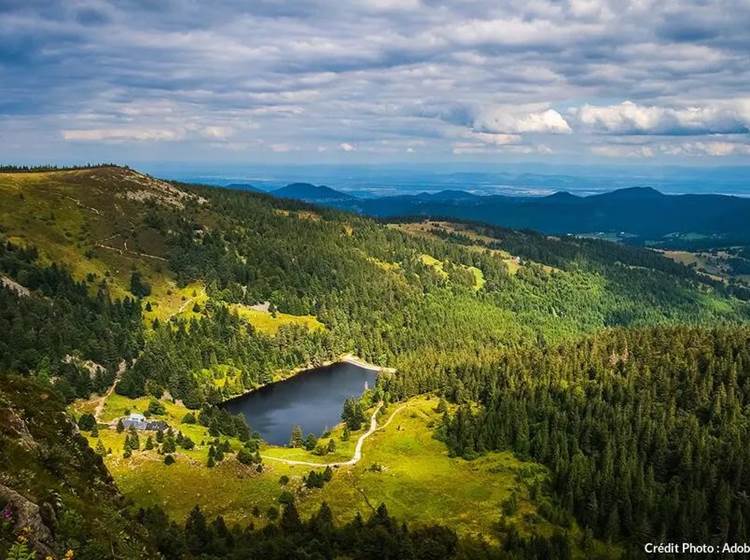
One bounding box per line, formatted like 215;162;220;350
223;360;381;444
220;353;393;406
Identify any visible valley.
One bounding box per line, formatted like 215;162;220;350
73;387;579;548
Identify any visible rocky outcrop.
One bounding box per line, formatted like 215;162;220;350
0;407;37;451
0;484;55;557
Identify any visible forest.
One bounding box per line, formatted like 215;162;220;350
2;167;750;558
433;326;750;550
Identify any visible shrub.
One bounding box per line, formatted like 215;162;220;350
77;413;96;431
147;399;166;416
278;490;295;505
237;448;254;465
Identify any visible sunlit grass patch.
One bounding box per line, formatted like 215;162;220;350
230;303;325;335
143;281;208;326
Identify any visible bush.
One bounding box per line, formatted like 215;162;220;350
237;448;254;465
278;490;295;505
162;437;176;454
147;399;166;415
78;413;96;431
164;454;175;466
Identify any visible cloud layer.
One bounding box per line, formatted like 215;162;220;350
0;0;749;163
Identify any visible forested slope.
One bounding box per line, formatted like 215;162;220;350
2;166;750;558
431;326;750;550
1;166;748;405
0;375;155;559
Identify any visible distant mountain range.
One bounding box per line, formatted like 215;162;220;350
255;183;750;245
273;182;355;203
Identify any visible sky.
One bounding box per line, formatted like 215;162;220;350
1;0;750;167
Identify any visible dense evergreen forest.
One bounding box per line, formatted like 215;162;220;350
0;240;142;399
106;179;749;405
118;309;340;406
429;326;750;551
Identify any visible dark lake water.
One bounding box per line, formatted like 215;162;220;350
222;361;378;445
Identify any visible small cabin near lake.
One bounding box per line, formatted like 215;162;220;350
121;412;168;431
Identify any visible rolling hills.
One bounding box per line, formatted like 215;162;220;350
268;183;750;245
2;165;750;558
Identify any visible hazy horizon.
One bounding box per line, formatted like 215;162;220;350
130;161;750;198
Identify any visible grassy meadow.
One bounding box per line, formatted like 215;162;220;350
73;392;579;548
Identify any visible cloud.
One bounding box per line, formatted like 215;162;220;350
591;140;750;158
270;143;296;152
465;132;522;145
453;141;552;155
663;141;750;157
590;145;656;158
2;0;750;163
339;142;356;152
201;126;234;140
62;127;184;142
576;100;750;135
474;107;571;134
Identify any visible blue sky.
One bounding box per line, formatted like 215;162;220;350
1;0;749;166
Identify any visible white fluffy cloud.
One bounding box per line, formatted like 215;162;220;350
474;107;571;134
4;1;750;162
576;100;750;135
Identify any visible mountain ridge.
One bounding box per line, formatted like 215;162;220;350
273;182;355;202
265;184;750;242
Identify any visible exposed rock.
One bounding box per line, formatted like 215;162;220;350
0;407;38;451
0;275;30;297
250;301;271;312
63;354;105;379
117;170;207;208
0;484;55;557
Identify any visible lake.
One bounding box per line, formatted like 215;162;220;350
222;361;378;445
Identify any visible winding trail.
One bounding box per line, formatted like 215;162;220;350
94;360;126;423
261;402;407;468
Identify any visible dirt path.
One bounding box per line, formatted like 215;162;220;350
176;296;197;314
261;402;407;468
95;243;168;262
94;360;126;423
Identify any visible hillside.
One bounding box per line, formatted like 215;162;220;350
0;375;154;559
2;167;747;402
2;166;750;558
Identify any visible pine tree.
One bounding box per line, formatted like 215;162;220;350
289;425;304;448
280;502;302;533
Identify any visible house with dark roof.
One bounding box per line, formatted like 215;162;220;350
120;412;168;431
